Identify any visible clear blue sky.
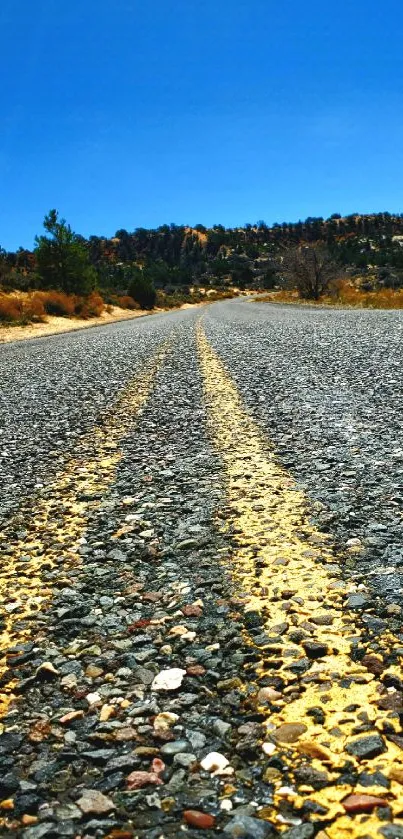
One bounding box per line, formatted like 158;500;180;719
1;0;403;249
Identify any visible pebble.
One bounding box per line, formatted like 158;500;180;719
76;789;116;814
126;770;163;789
347;593;368;609
257;686;282;703
200;752;232;775
224;814;274;838
212;719;232;738
183;810;216;828
302;640;329;659
345;734;386;759
272;723;308;743
151;668;186;691
343;793;387;813
160;740;192;757
379;826;403;839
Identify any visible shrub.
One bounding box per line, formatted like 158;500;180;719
282;245;341;299
115;295;140;310
40;290;76;316
75;291;105;319
0;295;21;322
127;272;156;309
23;293;47;323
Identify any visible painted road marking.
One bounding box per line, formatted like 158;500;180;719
197;321;403;837
0;340;171;717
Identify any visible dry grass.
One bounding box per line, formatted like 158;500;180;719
328;280;403;309
38;291;76;317
0;293;47;324
74;291;105;319
0;286;240;340
257;281;403;309
113;295;140;310
0;290;107;324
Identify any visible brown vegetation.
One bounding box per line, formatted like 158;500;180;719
38;290;76;316
73;291;105;318
112;295;140;310
0;284;240;330
258;280;403;309
0;290;106;325
280;245;342;300
0;293;47;324
331;280;403;308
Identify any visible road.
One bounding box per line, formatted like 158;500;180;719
0;298;403;838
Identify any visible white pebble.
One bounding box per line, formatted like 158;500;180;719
262;742;276;756
200;751;233;776
151;668;186;691
220;799;233;811
86;692;102;705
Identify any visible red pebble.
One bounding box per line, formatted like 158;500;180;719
181;604;203;617
126;771;163;790
128;619;151;631
151;758;165;775
343;794;387;814
183;810;215;828
186;664;206;677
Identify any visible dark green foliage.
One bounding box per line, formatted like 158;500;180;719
35;210;97;295
231;265;254;290
127;265;156;309
6;210;403;295
261;266;278;289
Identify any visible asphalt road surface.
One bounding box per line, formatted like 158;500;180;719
0;299;403;838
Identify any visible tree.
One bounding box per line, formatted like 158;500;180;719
231;265;254;290
127;265;156;309
261;264;278;289
281;245;341;300
35;210;97;294
0;246;12;288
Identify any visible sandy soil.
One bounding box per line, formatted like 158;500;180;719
0;306;158;344
0;296;241;345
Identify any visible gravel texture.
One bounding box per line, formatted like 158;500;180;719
0;299;403;838
205;300;403;600
0;311;186;520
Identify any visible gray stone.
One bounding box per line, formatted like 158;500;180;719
345;734;386;759
283;826;315;839
379;826;403;839
224;815;274;838
347;594;368;609
161;739;192;758
212;718;232;738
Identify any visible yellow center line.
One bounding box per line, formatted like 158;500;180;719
197;321;403;836
0;339;171;718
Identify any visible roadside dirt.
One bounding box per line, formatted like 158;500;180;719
0;302;209;345
0;306;155;344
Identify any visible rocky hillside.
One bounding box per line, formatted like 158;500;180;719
3;212;403;293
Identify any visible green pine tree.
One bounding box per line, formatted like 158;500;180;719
35;210;97;294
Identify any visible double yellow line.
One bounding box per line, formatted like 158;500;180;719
0;339;171;715
197;321;403;837
2;318;403;836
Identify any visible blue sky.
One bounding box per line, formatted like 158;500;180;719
1;0;403;249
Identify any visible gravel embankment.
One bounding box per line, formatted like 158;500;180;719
0;300;403;838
